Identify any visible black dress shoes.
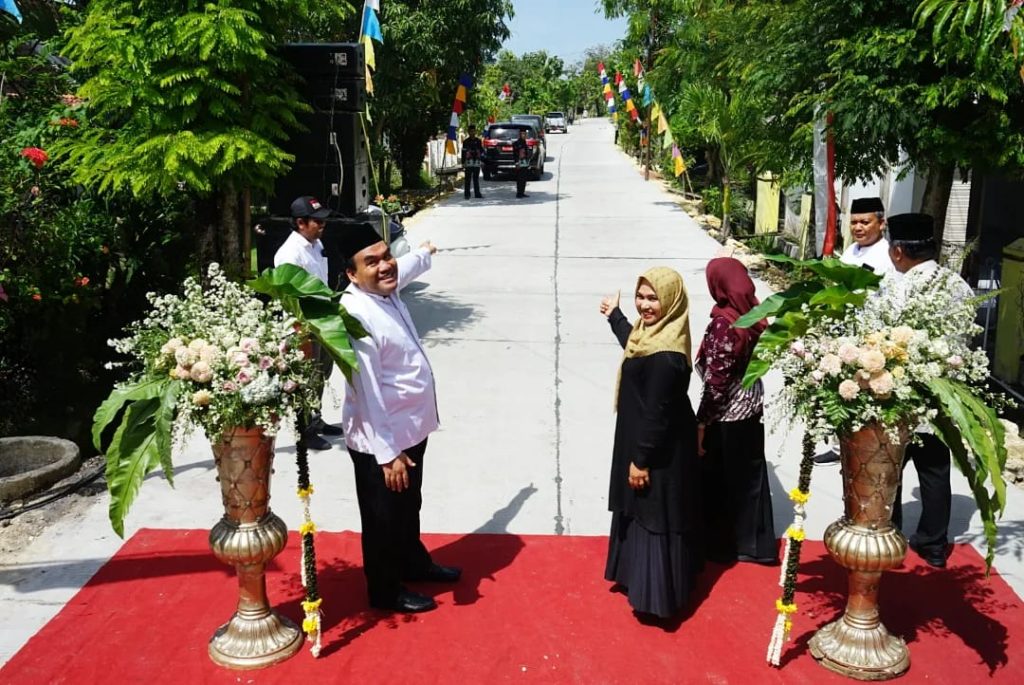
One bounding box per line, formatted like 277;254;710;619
370;589;437;613
909;537;947;568
405;563;462;583
318;422;344;436
301;432;331;451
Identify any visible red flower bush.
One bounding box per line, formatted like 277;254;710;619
20;147;48;169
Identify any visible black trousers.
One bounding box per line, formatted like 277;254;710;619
892;433;951;553
700;415;778;563
464;167;481;197
516;166;529;196
349;438;433;603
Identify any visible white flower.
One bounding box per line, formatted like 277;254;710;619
838;343;861;365
240;372;281;405
790;341;806;357
239;337;259;353
819;354;843;377
868;371;894;398
188;338;209;351
838;380;860;401
930;339;951;358
174;346;198;367
190;361;213;384
199;345;222;364
890;326;914;346
858;349;886;374
173;365;191;380
160;337;185;356
191;390;212;406
229;351;251;368
947;355;963;368
810;370;825;384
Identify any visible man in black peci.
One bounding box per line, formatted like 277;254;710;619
512;128;531;199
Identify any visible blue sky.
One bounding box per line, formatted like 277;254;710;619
503;0;627;64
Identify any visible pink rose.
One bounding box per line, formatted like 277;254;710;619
259;356;273;370
283;380;299;393
838;380;860;401
236;370;253;385
222;381;238;392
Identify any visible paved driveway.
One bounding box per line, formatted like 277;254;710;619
2;118;1022;666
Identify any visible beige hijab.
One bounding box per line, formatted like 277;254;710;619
616;267;692;407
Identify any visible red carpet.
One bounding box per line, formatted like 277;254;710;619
2;530;1022;684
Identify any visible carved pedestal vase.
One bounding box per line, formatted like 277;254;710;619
809;423;910;680
208;427;302;669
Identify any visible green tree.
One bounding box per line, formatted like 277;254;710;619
370;0;513;187
58;1;354;276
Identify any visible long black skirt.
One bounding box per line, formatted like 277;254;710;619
604;513;699;618
701;414;778;564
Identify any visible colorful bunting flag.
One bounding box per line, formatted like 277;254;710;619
445;74;472;155
651;102;661;122
663;127;674;150
672;144;685;176
634;59;643;78
642;84;652;107
615;71;623;86
498;83;511;102
657;110;669;135
359;0;384;94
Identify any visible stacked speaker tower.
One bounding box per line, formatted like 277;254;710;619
256;43;374;290
272;42;370;217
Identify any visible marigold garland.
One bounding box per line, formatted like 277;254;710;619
295;414;323;657
766;433;816;667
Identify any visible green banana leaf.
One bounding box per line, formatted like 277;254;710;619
246;264;366;381
91;377;167;452
102;380;181;538
927;377;1008;571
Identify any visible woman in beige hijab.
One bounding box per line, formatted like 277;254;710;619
598;267;702;620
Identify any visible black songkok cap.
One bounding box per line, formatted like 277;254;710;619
887;213;935;242
850;197;885;214
337;221;385;260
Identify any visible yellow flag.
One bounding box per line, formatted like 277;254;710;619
365;64;374;94
650;103;661;121
658;111;669;134
674;154;686;177
455;85;468;102
445;139;456;155
362;35;376;70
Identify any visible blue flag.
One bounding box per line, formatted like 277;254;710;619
360;3;383;43
642;85;652;107
2;0;22;23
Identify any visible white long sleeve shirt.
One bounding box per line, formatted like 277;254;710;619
839;237;894;277
273;230;329;285
341;247;438;463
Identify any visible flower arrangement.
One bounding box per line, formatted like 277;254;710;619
375;193;403;215
94;264;318;536
738;256;1010;666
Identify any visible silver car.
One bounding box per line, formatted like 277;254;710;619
545;111;567;133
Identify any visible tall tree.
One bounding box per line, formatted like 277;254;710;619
59;1;354;276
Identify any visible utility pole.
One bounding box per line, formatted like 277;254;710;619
643;9;657;181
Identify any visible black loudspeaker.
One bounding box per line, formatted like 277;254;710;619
280;43;366;79
254;216;383;292
271;43;369;217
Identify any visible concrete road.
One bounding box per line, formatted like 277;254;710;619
2;118;1023;665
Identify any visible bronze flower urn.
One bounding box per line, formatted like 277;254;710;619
208;427;302;669
809;423;910;680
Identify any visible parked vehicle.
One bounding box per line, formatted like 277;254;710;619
545;111;567;133
481;122;544;180
510;114;547;158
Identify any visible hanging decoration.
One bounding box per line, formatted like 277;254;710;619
671;143;686;176
766;434;816;666
1;0;21;23
294;415;324;657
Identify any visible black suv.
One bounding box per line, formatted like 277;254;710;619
482;122;544;180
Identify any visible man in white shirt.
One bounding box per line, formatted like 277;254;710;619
817;196;897;465
839;197;894;277
339;222;459;614
273;196;342;451
883;213;974;569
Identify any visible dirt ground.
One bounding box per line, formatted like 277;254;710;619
0;455;105;558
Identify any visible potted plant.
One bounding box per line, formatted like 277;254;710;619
738;256;1008;678
93;263;363;667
